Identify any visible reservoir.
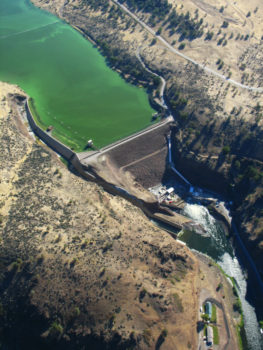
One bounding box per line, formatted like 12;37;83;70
0;0;154;151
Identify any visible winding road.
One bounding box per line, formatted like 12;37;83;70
113;0;263;93
136;47;168;109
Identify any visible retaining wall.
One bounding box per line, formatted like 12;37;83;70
26;101;75;160
25;100;94;178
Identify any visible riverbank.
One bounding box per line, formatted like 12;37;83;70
193;250;242;350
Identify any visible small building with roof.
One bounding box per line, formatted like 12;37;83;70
207;326;213;346
205;301;212;318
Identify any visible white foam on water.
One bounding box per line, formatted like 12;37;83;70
220;253;262;350
184;203;262;350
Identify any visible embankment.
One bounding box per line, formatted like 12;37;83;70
25;98;191;231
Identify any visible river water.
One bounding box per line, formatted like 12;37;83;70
0;0;154;151
181;203;263;350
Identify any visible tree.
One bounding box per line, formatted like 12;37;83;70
178;42;186;50
222;145;230;154
205;31;214;40
216;282;223;291
156;27;162;35
48;321;63;338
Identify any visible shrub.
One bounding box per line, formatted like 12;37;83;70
233;300;242;314
205;31;214;40
173;293;184;312
161;329;168;338
156;27;162;35
217;37;224;45
178;42;186;50
49;321;63;337
222;145;230;154
139;288;147;302
142;329;152;345
73;307;80;317
216;282;223;291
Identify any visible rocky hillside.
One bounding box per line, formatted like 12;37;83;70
0;83;200;349
30;0;263;279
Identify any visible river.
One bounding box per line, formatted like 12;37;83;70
0;0;154;151
181;203;263;350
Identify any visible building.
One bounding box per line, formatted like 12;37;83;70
207;326;213;346
166;187;174;195
205;301;212;318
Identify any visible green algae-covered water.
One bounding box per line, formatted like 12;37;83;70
0;0;154;151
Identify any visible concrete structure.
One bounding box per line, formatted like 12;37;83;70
166;187;174;195
25;100;95;180
25;99;193;232
207;326;213;346
205;301;212;318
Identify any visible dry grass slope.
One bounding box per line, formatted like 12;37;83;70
0;82;199;349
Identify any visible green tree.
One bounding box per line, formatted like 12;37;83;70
156;27;162;35
178;42;186;50
49;321;63;337
222;145;230;154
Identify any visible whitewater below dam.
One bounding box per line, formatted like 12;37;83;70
182;203;263;350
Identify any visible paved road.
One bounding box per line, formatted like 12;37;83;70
113;0;263;93
136;47;168;109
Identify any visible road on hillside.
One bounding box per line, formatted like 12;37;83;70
113;0;263;93
136;47;168;109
